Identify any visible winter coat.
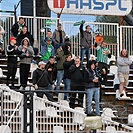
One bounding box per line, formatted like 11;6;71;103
69;64;85;86
84;68;100;89
18;38;34;64
80;24;92;49
52;29;66;44
32;68;53;87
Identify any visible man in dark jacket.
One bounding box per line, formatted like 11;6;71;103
80;21;92;68
45;56;57;90
32;61;55;100
11;17;25;37
17;26;34;46
69;56;85;108
63;54;74;100
84;61;100;116
6;37;19;87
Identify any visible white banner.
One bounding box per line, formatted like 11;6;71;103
47;0;132;16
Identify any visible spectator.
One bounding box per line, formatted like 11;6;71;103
52;23;66;53
11;17;25;37
55;46;66;93
40;38;54;63
63;54;74;100
84;61;100;116
41;30;54;48
80;21;92;68
45;56;57;90
17;26;34;46
117;49;132;97
18;37;34;89
62;35;71;55
0;26;5;55
96;41;110;88
69;56;85;108
32;61;55;100
6;37;19;88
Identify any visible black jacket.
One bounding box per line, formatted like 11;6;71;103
17;31;34;46
11;22;26;37
62;41;71;55
84;68;100;89
6;44;19;64
63;59;74;79
69;64;85;86
45;62;57;81
32;68;53;87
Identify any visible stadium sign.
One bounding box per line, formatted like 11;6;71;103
47;0;132;16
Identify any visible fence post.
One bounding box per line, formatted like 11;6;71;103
23;92;34;133
0;90;4;125
120;26;123;52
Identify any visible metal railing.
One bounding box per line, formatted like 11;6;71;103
0;85;133;132
0;85;23;133
120;26;133;55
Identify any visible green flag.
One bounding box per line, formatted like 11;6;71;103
46;20;56;26
74;20;85;26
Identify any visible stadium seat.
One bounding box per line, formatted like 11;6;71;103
46;107;61;117
53;126;64;133
106;126;117;133
109;66;118;75
0;68;6;78
0;125;11;133
73;107;86;124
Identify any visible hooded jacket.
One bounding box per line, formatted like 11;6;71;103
84;61;100;89
18;37;34;64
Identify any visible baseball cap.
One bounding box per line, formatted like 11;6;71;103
38;61;46;66
10;37;16;41
46;37;52;41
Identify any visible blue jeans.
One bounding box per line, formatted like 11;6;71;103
64;78;71;100
56;70;64;91
86;88;100;115
81;48;90;67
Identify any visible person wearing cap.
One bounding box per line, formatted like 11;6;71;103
6;37;19;88
32;61;55;100
40;37;54;63
41;30;54;48
84;60;101;116
80;21;92;68
52;23;66;53
18;37;34;89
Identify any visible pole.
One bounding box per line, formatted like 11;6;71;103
33;0;37;41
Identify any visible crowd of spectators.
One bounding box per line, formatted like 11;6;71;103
0;18;132;116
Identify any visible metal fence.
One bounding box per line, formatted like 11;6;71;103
120;26;133;56
0;15;133;57
0;85;23;133
63;21;119;57
0;16;14;50
0;86;133;132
